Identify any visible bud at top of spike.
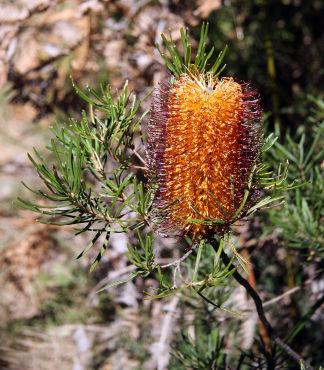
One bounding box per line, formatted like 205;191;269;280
146;73;262;237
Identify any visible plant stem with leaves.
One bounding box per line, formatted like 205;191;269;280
16;23;318;369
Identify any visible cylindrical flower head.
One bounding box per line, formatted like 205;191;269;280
146;73;262;237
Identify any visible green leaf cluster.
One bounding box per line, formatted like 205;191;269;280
14;25;300;295
15;81;151;271
156;23;228;78
265;95;324;261
170;325;227;370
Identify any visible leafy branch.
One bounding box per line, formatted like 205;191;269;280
212;240;314;370
14;23;321;369
15;80;152;271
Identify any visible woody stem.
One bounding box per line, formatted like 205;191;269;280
209;238;313;370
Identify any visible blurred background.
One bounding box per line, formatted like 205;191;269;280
0;0;323;369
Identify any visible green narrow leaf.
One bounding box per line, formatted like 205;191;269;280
196;23;208;65
304;131;320;165
212;44;228;76
144;287;185;299
180;28;189;66
232;189;250;219
90;232;110;272
156;44;178;76
213;238;224;274
14;198;41;213
192;239;204;282
38;216;83;226
96;272;139;292
71;78;105;109
125;252;142;267
214;64;227;78
298;133;305;164
126;242;141;262
195;289;245;317
262;133;278;152
235;254;249;274
207;190;229;218
246;195;285;215
77;230;102;259
168;31;183;72
87;86;107;105
109;172;133;212
275;142;298;163
161;34;181;76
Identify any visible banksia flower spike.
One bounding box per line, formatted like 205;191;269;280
146;72;262;238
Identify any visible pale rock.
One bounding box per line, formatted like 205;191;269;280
73;326;92;353
79;0;104;13
0;4;29;23
104;39;126;71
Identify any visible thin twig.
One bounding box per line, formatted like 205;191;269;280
263;279;313;308
210;241;313;370
129;164;147;170
87;257;174;299
160;248;195;288
237;269;316;311
160;248;194;269
242;248;270;350
196;290;221;309
133;148;147;165
98;137;147;170
172;265;179;289
224;236;251;264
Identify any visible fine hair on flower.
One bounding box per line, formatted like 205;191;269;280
146;71;262;238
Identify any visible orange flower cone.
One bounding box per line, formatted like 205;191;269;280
146;73;262;237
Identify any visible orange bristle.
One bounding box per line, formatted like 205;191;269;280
146;73;262;237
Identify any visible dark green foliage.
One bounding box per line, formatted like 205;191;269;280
170;325;227;370
266;95;324;262
155;23;228;79
202;0;324;128
15;81;152;271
